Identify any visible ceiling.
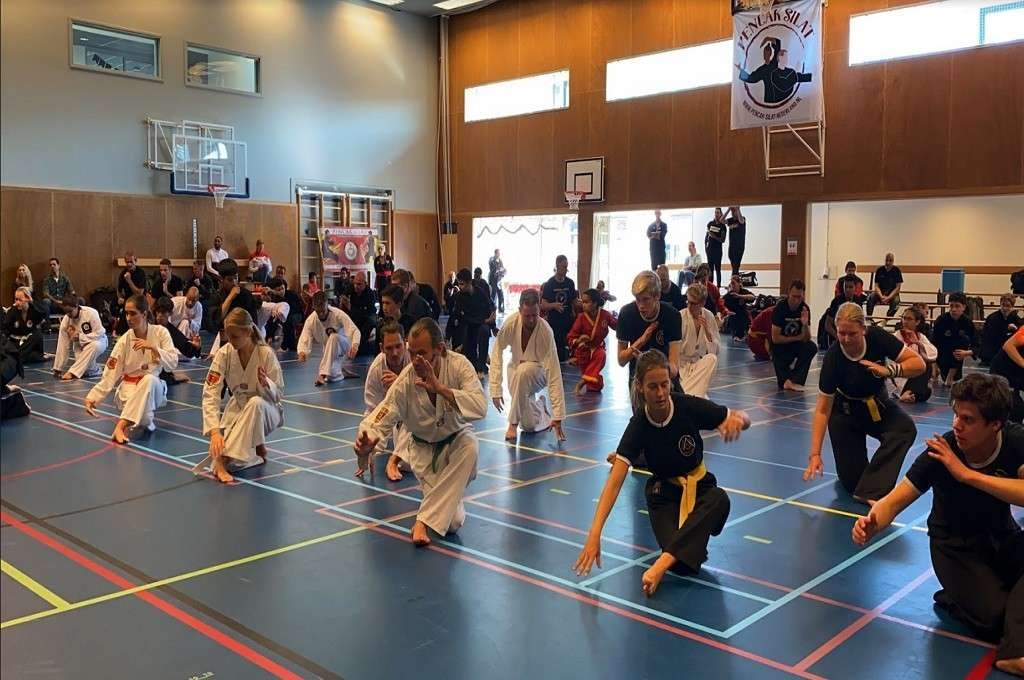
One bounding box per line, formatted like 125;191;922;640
366;0;501;17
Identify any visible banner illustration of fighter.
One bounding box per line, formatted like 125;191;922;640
731;0;822;130
319;227;374;275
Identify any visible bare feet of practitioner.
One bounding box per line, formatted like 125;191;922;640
505;424;517;442
256;444;268;464
574;380;586;395
111;418;131;444
783;379;805;392
315;374;327;387
211;457;234;483
411;520;431;547
386;454;403;481
61;371;76;381
995;657;1024;677
898;391;916;404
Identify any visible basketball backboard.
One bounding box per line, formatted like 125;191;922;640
564;157;604;204
170;133;249;197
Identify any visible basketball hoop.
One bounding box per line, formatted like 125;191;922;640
208;183;230;209
564;191;586;211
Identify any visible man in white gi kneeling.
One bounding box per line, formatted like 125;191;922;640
354;318;487;546
297;291;360;386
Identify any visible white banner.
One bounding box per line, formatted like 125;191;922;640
731;0;822;130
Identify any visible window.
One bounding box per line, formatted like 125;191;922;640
606;40;732;102
464;70;569;122
186;44;261;95
849;0;1024;66
69;20;160;80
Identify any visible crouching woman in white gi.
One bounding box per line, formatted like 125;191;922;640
53;295;108;380
201;308;284;483
354;318;487;546
85;295;177;443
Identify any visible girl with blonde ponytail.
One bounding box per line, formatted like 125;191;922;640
199;308;285;483
576;349;750;597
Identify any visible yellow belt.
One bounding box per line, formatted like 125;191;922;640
669;462;707;528
836;388;882;423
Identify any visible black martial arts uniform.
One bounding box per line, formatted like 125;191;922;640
770;299;818;389
933;311;977;382
541;274;578;363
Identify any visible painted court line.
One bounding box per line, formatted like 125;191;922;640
0;443;114;481
743;535;772;545
0;559;70;609
0;511;305;680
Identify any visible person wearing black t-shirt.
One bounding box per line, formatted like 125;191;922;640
208;260;259;354
852;374;1023;676
804;302;925;502
934;292;978;386
540;255;578;363
723;275;755;340
980;295;1022;366
115;251;148;335
647;210;668;270
992;329;1024;424
153;296;201;385
833;261;865;299
770;280;819;391
343;272;378;354
616;270;683;390
574;350;751;596
725;206;746;277
656;265;685;311
3;287;45;364
149;259;184;301
866;253;904;317
704;208;727;288
454;269;492;374
824;278;867;341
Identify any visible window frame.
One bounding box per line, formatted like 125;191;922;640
463;69;570;123
67;18;162;82
848;0;1024;67
604;38;733;103
184;41;262;97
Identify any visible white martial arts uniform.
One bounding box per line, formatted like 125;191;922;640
86;325;177;429
360;351;487;535
891;328;938;395
364;349;412;463
53;305;108;378
202;343;284;468
257;300;290;338
297;306;360;380
678;307;720;398
489;312;566;432
169;296;203;337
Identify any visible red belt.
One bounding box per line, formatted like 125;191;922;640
123;374;145;384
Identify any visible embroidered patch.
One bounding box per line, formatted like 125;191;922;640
372;406;390;425
655;330;666;347
26;320;33;328
106;357;117;370
206;371;222;386
677;435;696;457
81;322;92;334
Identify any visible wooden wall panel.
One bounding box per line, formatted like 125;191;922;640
551;96;590;206
631;0;674;55
554;0;593;95
779;201;808;288
516;114;555;208
588;92;631;205
628;96;673;204
823;52;884;196
589;0;632;95
260;204;298;288
112;196;165;262
456;118;488;213
485;0;521;83
673;0;727;47
1;188;53;295
165;196;214;263
669;88;719;201
949;44;1024;189
714;89;768;200
215;201;262;259
450;7;488;98
53;192;111;295
882;55;952;191
484;118;519;210
518;0;557;75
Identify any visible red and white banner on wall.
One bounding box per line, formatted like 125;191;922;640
731;0;823;130
320;227;374;274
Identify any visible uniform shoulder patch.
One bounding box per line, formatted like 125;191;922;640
106;357;117;370
81;322;92;334
372;406;390;425
206;371;222;386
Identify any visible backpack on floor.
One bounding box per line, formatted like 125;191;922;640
752;294;778;313
747;308;774;361
738;271;758;287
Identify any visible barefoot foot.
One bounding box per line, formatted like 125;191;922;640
783;380;805;392
111;421;131;444
314;375;327;387
899;391;916;403
61;372;76;381
255;444;268;463
212;458;234;483
505;424;517;442
995;658;1024;676
386;455;404;481
411;520;431;547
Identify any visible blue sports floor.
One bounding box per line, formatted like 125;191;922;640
0;333;1013;679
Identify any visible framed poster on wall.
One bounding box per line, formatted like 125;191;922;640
320;227;374;275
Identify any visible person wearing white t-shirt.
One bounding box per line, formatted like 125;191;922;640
205;235;229;281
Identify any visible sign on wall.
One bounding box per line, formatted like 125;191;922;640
320;227;374;275
731;0;823;130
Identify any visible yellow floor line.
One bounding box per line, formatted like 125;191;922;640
1;559;70;609
477;470;522;483
1;524;368;630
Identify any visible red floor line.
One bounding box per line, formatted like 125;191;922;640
320;510;824;680
964;650;997;680
0;443;114;481
794;568;936;672
0;510;303;680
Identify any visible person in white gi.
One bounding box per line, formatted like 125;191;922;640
298;291;360;386
354;318;487;546
199;308;284;483
678;283;720;398
364;320;413;482
53;295;107;380
85;295;177;444
169;287;203;339
489;288;567;443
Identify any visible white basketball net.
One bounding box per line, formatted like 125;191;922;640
565;191;586;211
209;184;230;209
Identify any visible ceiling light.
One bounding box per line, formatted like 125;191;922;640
368;0;404;5
434;0;480;9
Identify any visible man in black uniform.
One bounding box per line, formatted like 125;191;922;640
980;295;1021;366
540;255;578;363
209;259;258;344
411;272;442;320
488;249;506;314
804;301;924;502
770;280;818;391
934;292;978;386
725;206;746;278
852;374;1023;677
455;268;492;374
391;269;432;324
115;251;148;334
867;252;904;317
378;285;416;338
345;271;378;354
646;210;668;270
656;265;685;311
